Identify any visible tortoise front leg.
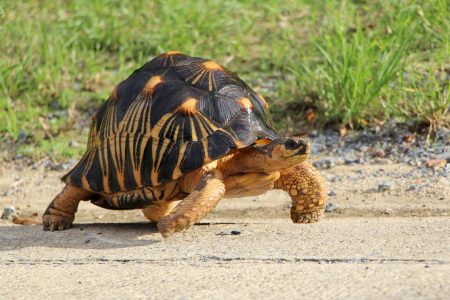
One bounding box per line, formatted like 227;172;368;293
275;161;327;223
157;170;225;237
43;185;93;231
223;172;280;198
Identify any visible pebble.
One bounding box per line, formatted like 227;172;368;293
325;202;336;213
406;184;420;191
373;158;391;165
445;164;450;175
313;158;337;169
436;127;449;141
378;180;395;192
217;230;241;236
16;129;28;145
328;190;337;197
47;160;77;171
344;155;360;164
373;149;386;158
325;175;342;182
2;190;14;197
68;140;80;148
1;206;17;219
435;152;450;163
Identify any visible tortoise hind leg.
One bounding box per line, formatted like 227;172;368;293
142;201;180;223
157;170;225;237
275;161;327;223
43;185;94;231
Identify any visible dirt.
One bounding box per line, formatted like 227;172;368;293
1;157;449;299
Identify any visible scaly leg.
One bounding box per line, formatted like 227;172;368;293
157;170;225;237
42;185;93;231
275;161;327;223
142;201;180;222
223;172;280;198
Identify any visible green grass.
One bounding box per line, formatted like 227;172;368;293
0;0;449;159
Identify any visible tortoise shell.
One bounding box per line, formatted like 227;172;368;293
63;52;280;194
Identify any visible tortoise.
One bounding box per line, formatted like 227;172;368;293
43;51;327;237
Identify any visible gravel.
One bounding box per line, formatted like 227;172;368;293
377;180;395;192
325;203;337;213
1;206;17;220
309;123;450;176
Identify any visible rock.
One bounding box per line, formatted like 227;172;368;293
373;158;391;165
434;152;450;163
357;145;369;152
325;175;342;182
445;164;450;175
373;149;385;158
328;190;337;197
436;127;449;141
378;180;395;192
311;143;326;154
344;154;360;164
1;206;17;220
68;140;80;148
325;202;336;213
406;185;420;191
48;160;77;171
313;158;337;169
16;129;28;145
217;229;242;236
2;190;14;197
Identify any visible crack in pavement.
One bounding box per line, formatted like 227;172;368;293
1;256;448;266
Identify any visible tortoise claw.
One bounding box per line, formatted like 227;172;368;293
42;209;74;232
290;207;324;223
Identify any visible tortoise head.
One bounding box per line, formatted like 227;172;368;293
256;137;310;172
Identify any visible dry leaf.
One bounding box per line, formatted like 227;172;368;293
426;159;447;169
38;116;53;139
12;216;41;225
306;109;316;123
403;135;413;143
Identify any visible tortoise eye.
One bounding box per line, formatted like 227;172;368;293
284;139;298;150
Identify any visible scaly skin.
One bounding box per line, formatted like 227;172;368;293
217;138;327;223
142;201;180;222
42;185;92;231
157;170;225;237
274;162;327;223
223;171;280;198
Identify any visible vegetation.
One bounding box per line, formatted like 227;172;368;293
0;0;448;159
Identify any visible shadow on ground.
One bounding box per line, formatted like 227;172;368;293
0;222;162;251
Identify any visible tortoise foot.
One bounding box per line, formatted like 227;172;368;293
42;208;75;231
290;207;324;224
